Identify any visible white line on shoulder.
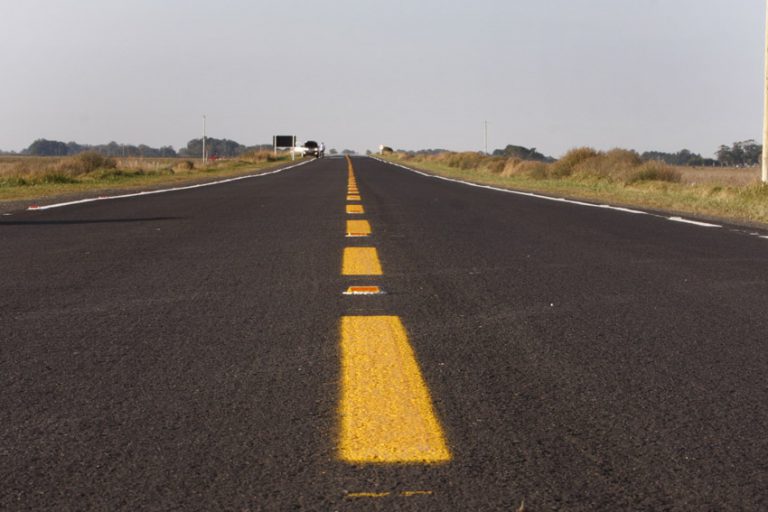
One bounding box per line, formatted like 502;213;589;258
28;160;310;211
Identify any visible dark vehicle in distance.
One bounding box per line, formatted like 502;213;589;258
303;140;324;158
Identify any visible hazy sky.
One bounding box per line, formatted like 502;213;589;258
0;0;763;157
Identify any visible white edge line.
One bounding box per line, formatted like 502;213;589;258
27;160;311;211
373;156;768;236
667;216;722;228
371;157;649;215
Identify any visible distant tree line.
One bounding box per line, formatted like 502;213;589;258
489;142;759;168
18;138;271;158
395;148;450;156
639;149;715;167
642;140;762;168
714;140;761;167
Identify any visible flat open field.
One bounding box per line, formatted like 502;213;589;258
677;166;761;186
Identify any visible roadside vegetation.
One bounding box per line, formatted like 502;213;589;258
0;150;292;203
380;148;768;225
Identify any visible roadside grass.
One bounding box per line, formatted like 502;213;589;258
0;151;294;203
379;150;768;225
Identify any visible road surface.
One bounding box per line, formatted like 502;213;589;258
3;156;768;510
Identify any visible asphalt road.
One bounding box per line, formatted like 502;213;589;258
3;156;768;510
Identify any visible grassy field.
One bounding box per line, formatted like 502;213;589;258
379;150;768;226
0;151;296;205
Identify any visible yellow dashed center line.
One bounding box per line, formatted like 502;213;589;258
346;219;371;237
339;156;449;471
339;316;451;464
342;247;382;275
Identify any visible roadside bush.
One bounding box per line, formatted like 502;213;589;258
518;160;550;179
241;150;279;163
57;152;117;175
94;168;149;180
0;176;30;187
485;157;507;174
500;159;550;179
42;172;79;184
444;152;485;170
573;148;641;180
551;147;599;178
500;158;523;176
625;161;681;184
173;160;195;171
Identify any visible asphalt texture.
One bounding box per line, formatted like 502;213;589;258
3;156;768;511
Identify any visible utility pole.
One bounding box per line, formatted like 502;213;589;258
484;120;488;155
763;0;768;182
202;115;207;165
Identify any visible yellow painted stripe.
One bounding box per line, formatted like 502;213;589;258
346;219;371;236
342;247;382;275
401;491;434;497
345;490;433;499
346;492;390;499
347;204;364;214
347;195;361;201
339;316;451;464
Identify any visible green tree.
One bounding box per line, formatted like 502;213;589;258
181;138;246;158
716;141;762;167
492;144;550;162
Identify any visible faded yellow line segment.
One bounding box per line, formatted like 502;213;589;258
346;219;371;236
346;204;365;214
342;247;382;275
345;490;434;499
339;316;451;464
347;195;361;201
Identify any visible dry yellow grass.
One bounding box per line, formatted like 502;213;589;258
0;152;293;204
676;166;760;186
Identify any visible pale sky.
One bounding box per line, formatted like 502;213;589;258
0;0;763;157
